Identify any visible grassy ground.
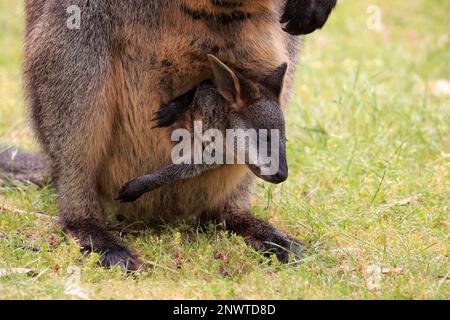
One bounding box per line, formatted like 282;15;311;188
0;0;448;300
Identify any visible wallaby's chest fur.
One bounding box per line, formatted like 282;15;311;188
110;1;288;99
26;0;299;224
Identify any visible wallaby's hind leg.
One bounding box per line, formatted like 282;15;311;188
52;132;141;270
23;1;141;271
201;177;305;263
203;207;304;263
57;164;141;271
62;216;139;270
49;103;142;271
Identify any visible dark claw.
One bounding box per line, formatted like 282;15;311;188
153;87;197;128
264;238;305;264
252;230;305;263
65;222;142;272
152;102;181;128
280;0;337;36
99;246;142;271
116;180;145;203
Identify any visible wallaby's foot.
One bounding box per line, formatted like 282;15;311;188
245;230;304;264
63;221;141;271
98;243;141;271
203;208;306;264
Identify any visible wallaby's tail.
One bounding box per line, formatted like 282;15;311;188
0;145;51;187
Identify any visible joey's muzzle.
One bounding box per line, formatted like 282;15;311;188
248;146;288;184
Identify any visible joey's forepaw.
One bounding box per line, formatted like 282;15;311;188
152;102;180;128
153;87;196;128
281;0;337;35
116;181;145;203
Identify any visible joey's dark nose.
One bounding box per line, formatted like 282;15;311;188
248;162;289;184
271;169;288;184
270;157;289;184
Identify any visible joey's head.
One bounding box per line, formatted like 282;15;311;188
207;54;289;184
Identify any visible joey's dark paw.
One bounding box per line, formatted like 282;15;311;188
153;87;197;128
99;244;143;271
152;102;181;128
116;181;145;203
281;0;337;35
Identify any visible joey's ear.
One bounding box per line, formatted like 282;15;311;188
263;63;288;98
207;54;245;110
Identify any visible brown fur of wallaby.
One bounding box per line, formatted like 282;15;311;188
7;0;336;270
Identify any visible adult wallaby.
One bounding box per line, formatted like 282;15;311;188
118;54;289;202
2;1;336;270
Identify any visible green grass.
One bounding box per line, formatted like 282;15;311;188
0;0;448;299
